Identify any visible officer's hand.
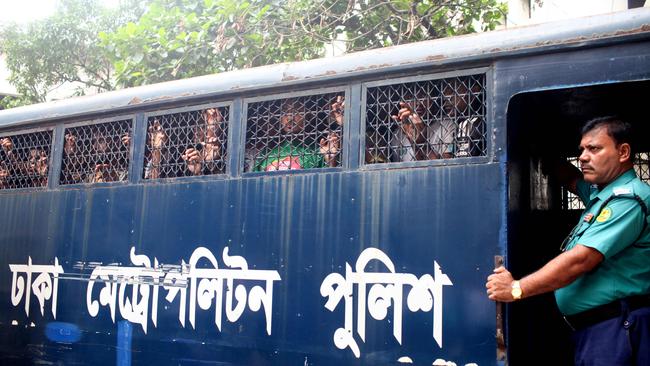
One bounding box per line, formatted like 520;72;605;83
486;266;516;302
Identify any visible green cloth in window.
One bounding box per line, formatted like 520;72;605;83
254;141;325;172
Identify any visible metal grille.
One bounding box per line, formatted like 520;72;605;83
635;152;650;182
245;93;344;172
0;131;53;189
563;153;650;210
563;157;584;210
364;74;486;164
60;120;132;184
143;106;229;179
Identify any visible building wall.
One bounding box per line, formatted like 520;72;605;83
505;0;642;27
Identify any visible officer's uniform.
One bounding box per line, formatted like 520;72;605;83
555;169;650;365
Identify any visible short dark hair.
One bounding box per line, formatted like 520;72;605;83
582;116;635;160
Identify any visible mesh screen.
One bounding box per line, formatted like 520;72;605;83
0;131;53;189
143;106;229;179
60;120;132;184
365;74;486;164
564;157;584;210
635;152;650;182
245;93;344;172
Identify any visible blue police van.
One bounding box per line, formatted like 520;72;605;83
0;8;649;366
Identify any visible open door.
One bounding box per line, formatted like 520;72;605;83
506;80;650;365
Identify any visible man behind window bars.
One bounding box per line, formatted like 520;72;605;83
143;119;167;179
63;129;130;183
144;108;226;179
0;137;15;188
251;96;343;172
180;108;225;176
0;136;49;188
389;79;483;161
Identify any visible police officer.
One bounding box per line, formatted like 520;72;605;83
486;116;650;365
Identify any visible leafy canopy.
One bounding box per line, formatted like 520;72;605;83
102;0;507;87
0;0;144;107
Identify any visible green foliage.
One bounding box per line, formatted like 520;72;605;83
300;0;509;50
0;95;24;110
101;0;506;87
100;0;327;87
0;0;144;105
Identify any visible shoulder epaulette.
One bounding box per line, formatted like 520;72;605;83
613;186;634;196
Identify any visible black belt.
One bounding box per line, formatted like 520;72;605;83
563;294;650;331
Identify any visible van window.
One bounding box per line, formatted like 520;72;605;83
364;74;486;164
143;106;229;179
0;130;53;189
245;93;344;172
60;120;132;184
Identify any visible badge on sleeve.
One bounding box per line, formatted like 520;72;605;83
596;207;612;223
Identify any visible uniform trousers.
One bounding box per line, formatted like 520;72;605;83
572;303;650;366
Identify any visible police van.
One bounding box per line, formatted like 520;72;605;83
0;8;649;366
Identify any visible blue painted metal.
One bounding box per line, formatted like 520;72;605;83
0;165;502;365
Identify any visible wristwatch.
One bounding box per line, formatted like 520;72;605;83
511;280;523;300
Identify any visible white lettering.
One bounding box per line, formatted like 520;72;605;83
320;248;452;358
9;257;64;319
85;247;281;335
186;247;280;335
86;247;163;332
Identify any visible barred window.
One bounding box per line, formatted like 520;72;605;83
60;120;132;185
0;130;52;189
143;106;229;179
562;153;650;210
245;93;344;172
563;157;584;210
364;74;486;164
635;152;650;182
